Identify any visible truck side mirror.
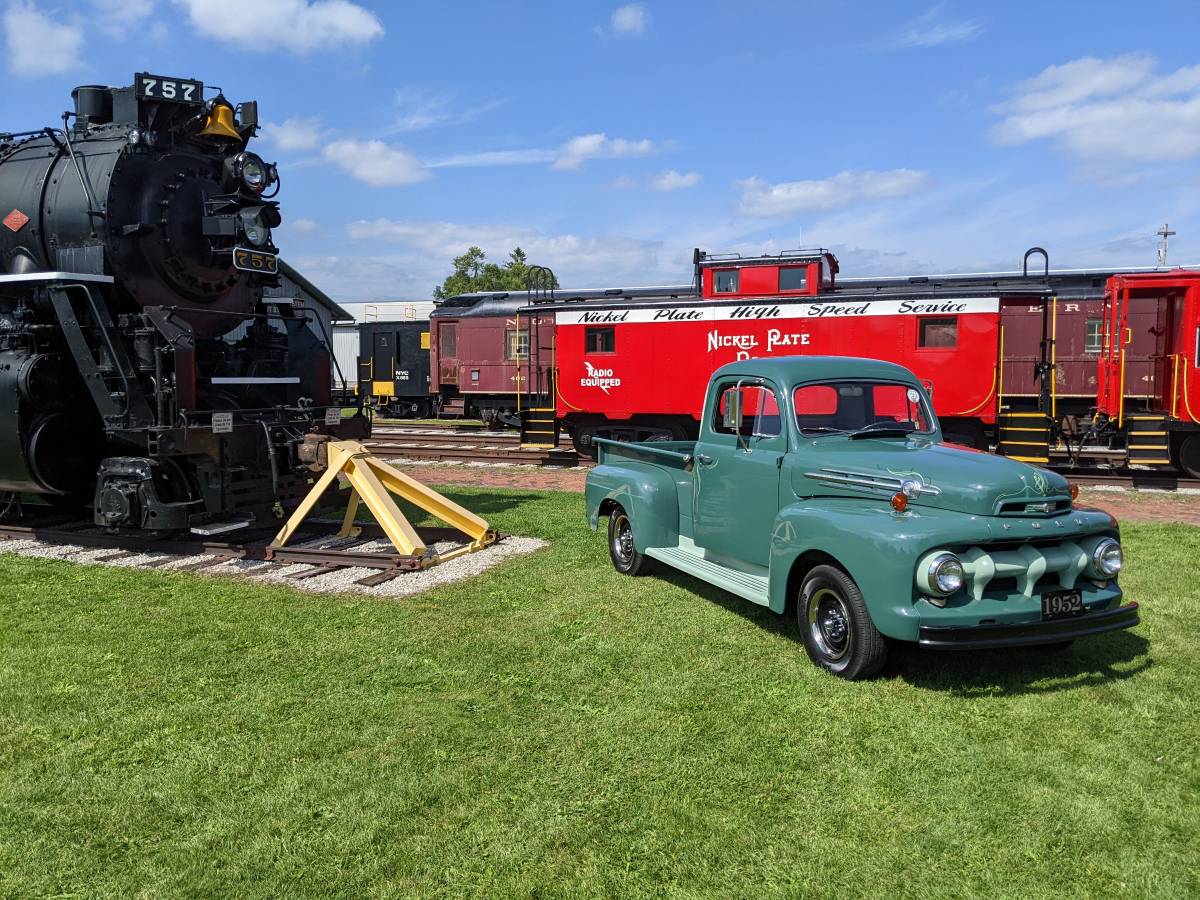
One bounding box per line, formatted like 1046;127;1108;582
722;389;741;432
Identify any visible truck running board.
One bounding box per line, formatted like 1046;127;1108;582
646;539;770;607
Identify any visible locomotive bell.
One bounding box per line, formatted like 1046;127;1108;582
199;98;240;140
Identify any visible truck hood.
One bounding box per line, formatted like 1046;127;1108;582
792;437;1072;517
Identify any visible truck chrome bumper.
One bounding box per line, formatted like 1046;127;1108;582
917;602;1139;649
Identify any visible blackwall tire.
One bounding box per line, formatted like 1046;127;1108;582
1177;433;1200;479
796;564;888;680
607;506;651;576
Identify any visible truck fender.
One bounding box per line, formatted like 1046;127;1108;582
768;504;921;641
585;463;680;552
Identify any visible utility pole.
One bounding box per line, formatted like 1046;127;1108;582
1157;223;1176;267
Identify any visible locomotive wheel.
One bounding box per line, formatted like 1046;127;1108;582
796;565;888;680
607;505;652;576
1177;434;1200;479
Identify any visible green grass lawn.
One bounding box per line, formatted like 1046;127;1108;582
1;487;1197;897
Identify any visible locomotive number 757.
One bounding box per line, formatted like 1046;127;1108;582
233;248;279;275
135;73;203;104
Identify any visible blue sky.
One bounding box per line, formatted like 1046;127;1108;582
4;0;1199;306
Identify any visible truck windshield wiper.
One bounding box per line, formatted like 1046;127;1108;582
798;426;850;437
848;423;916;440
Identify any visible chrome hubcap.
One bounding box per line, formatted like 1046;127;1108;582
808;588;852;661
612;515;634;565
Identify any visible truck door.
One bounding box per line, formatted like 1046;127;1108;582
693;378;786;568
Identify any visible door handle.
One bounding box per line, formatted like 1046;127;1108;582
696;453;714;465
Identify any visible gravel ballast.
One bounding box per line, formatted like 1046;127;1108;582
0;533;547;598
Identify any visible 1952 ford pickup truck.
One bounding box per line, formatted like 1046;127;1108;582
585;356;1139;679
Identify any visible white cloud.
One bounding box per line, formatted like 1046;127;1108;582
610;4;648;35
344;218;665;289
736;169;930;217
323;140;429;187
261;116;326;152
428;133;660;171
2;1;83;76
651;169;701;191
91;0;157;36
289;217;320;233
893;3;982;48
175;0;382;52
429;148;557;168
609;175;639;189
388;88;506;134
991;54;1200;165
552;133;657;170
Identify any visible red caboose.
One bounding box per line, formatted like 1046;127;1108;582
547;249;1040;453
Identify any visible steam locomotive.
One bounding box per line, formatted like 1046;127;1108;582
0;72;363;534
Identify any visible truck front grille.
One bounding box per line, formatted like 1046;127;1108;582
959;540;1097;601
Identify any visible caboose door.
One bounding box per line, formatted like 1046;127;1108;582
372;331;394;393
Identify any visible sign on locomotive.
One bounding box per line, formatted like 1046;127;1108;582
0;73;364;534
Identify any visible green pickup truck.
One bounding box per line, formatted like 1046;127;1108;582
585;356;1139;679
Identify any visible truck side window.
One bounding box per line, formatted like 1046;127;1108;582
713;384;781;438
918;316;957;348
585;326;615;354
714;270;739;293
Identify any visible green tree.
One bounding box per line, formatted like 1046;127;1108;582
433;246;558;299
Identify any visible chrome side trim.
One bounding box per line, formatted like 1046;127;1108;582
803;468;942;496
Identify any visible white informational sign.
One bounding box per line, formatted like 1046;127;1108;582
324;408;342;425
211;412;233;434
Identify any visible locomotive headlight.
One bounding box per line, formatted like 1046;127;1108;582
239;208;270;247
235;152;268;193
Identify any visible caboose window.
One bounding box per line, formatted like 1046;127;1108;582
779;266;808;291
714;270;739;293
441;323;457;357
585;326;615;354
506;329;529;360
918;317;957;348
1085;319;1103;353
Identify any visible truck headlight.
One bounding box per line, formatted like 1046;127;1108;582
1091;538;1122;578
916;551;964;597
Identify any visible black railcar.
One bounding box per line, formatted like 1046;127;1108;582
357;320;432;418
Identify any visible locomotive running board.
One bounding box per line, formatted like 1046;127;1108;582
267;440;497;568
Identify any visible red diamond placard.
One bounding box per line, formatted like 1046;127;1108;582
3;209;29;233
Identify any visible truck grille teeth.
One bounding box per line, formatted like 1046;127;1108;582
959;542;1089;601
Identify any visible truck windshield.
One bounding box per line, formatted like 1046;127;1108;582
793;381;935;437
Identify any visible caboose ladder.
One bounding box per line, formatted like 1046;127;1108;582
269;440;496;567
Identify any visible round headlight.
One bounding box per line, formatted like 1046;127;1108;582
1092;538;1122;578
931;554;964;594
237;153;267;193
917;551;963;597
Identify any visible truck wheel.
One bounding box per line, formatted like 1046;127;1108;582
608;507;651;576
797;565;887;680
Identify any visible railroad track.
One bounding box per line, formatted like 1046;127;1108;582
1065;471;1200;491
0;517;493;588
365;427;583;466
